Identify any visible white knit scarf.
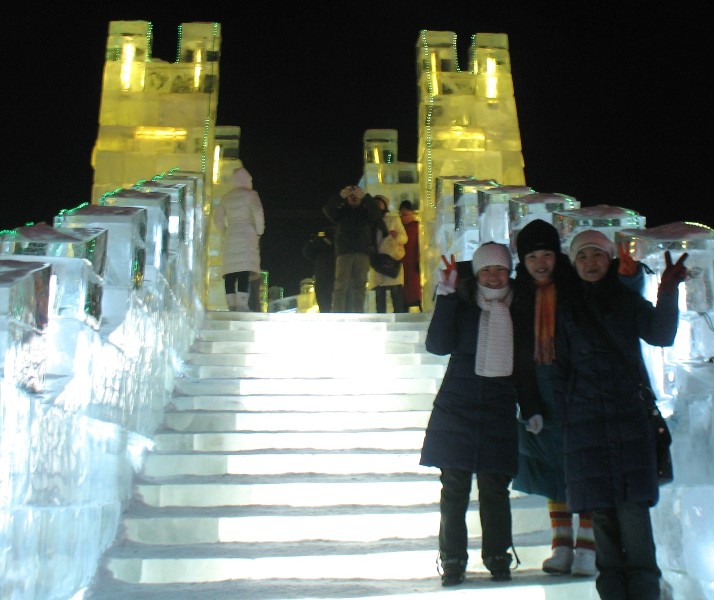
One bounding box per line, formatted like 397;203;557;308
475;284;514;377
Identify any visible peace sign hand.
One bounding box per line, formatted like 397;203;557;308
437;254;459;295
658;250;688;294
617;242;639;277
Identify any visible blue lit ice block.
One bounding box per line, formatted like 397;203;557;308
0;260;51;391
616;222;714;369
0;222;108;279
453;179;498;261
100;188;169;271
508;192;580;254
553;204;646;252
432;176;476;260
55;205;147;289
153;173;199;241
132;180;187;248
477;185;534;245
1;254;102;327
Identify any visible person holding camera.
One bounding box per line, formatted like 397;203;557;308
322;185;382;312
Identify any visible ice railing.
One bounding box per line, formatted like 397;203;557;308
0;172;206;599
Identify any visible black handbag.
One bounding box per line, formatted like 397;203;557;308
582;307;674;486
370;253;401;278
638;384;674;485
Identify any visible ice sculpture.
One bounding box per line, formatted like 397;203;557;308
552;204;646;252
417;31;524;308
0;260;50;391
508;192;580;254
99;188;170;272
477;184;534;246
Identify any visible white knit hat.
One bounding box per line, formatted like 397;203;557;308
568;230;616;262
472;242;512;274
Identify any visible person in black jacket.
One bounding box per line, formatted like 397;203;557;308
302;225;336;313
420;243;544;585
322;185;382;312
553;230;687;600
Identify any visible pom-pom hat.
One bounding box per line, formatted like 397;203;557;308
472;242;512;274
516;219;561;262
568;230;616;262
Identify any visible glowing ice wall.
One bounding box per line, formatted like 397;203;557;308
416;31;524;309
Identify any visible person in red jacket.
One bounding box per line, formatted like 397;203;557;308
399;200;422;312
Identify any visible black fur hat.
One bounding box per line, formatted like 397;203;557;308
516;219;561;262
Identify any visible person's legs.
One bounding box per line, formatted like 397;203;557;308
572;511;597;576
438;468;471;585
332;254;353;312
592;507;628;600
223;273;239;310
618;501;661;600
375;286;387;313
349;252;370;313
477;471;513;580
233;271;252;311
543;499;574;574
390;284;405;313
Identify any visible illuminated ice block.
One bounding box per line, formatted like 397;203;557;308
553;204;646;251
616;222;714;367
54;205;147;289
508;192;580;254
0;223;108;279
132;180;187;248
477;185;534;245
452;179;499;261
0;260;51;391
100;188;170;270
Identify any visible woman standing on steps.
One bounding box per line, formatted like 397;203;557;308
510;219;598;577
213;166;265;312
419;243;543;586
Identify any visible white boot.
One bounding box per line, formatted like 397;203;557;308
571;548;597;577
234;292;252;312
225;293;239;311
542;546;573;574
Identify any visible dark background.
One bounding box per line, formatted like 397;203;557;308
2;3;710;296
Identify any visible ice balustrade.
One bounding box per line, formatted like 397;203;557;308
0;173;204;599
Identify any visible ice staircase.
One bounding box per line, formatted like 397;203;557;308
85;311;598;599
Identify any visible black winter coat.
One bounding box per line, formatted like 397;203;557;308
552;267;680;512
322;194;383;256
419;279;542;476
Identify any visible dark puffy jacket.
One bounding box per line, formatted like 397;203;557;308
552;267;679;512
322;194;383;256
419;278;542;476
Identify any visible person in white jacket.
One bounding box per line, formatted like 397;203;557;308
213;166;265;311
369;195;408;313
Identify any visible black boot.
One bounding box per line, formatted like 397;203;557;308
483;553;512;581
438;555;467;586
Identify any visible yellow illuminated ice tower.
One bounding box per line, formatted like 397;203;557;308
416;30;525;308
90;20;222;304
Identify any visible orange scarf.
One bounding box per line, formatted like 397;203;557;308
533;281;556;365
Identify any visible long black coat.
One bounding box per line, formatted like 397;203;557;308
419;279;542;476
552;267;680;512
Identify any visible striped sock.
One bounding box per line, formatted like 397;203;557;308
548;499;573;549
575;512;596;552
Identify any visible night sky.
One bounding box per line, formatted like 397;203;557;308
3;3;710;295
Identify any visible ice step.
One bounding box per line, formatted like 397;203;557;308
162;410;431;432
173;377;440;396
166;393;437;412
153;429;428;452
143;451;431;477
123;496;550;543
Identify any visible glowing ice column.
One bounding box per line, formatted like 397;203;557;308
416;30;525;309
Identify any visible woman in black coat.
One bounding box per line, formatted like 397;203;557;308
419;243;543;585
553;230;687;600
